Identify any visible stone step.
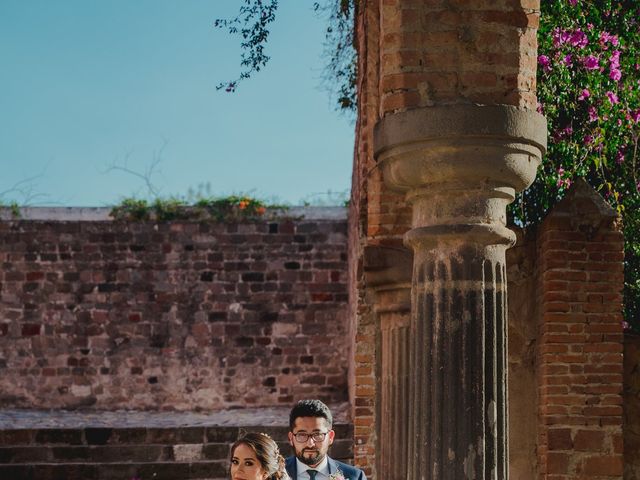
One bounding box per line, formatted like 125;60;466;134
0;438;354;463
0;443;228;463
0;424;352;446
0;461;227;480
0;424;353;468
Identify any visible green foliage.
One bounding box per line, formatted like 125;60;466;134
510;0;640;329
314;0;358;111
110;195;287;222
0;201;21;218
216;0;357;111
214;0;279;93
111;198;152;221
9;201;20;218
194;195;271;222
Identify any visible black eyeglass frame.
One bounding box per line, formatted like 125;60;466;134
292;431;330;443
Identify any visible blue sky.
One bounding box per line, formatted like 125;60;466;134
0;1;354;206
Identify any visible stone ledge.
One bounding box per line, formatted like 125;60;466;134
0;206;347;222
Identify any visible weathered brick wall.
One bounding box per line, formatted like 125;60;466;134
378;0;539;114
351;1;410;476
507;228;539;479
624;333;640;479
536;182;624;479
0;210;349;411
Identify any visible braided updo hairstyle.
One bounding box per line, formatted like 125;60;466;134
230;432;289;480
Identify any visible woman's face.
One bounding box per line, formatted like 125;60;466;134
231;443;267;480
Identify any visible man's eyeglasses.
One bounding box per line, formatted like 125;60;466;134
293;431;329;443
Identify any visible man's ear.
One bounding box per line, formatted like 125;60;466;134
328;429;335;445
288;431;294;447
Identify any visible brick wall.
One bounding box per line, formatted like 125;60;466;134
507;228;539;478
624;333;640;479
378;0;540;114
0;209;349;411
536;181;624;479
350;1;411;476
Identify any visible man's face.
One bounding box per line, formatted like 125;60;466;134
288;416;335;467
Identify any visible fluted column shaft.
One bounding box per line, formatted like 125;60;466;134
374;105;546;480
364;245;413;480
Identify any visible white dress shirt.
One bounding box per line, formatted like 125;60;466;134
296;457;330;480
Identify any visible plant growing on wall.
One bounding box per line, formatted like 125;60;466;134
109;195;281;222
510;0;639;329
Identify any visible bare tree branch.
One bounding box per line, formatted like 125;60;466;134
104;139;168;199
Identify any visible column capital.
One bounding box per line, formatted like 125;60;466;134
374;105;547;248
374;105;547;193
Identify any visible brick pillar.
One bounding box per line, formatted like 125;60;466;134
537;180;624;479
363;245;412;480
351;1;411;478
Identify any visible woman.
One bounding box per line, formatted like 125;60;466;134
230;432;290;480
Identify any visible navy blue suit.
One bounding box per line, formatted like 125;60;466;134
285;456;367;480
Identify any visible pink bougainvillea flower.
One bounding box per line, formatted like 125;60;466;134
610;68;622;81
568;0;577;5
606;91;619;104
536;102;544;114
563;54;573;65
588;106;599;122
569;30;588;48
616;150;625;164
583;55;599;70
632;110;640;123
583;134;593;145
552;28;571;47
610;50;621;67
577;88;590;100
538;55;552;72
600;31;617;47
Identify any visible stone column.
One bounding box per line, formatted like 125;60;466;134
364;245;412;480
374;105;546;480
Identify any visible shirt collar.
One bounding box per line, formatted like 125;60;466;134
296;457;329;478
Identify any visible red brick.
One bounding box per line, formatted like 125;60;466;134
573;430;604;451
546;452;569;474
580;455;623;476
547;428;573;451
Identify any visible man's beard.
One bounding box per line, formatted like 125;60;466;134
296;448;326;466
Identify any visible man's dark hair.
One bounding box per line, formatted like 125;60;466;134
289;399;333;430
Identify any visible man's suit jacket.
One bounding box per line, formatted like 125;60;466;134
285;456;367;480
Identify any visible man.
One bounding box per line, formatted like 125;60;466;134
286;399;367;480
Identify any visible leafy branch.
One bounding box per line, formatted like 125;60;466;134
214;0;279;93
